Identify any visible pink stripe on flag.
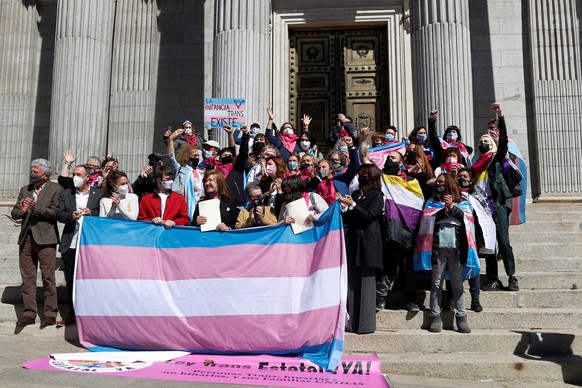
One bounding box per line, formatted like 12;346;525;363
415;234;433;253
78;306;340;352
77;230;344;281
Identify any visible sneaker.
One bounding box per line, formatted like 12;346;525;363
406;302;420;312
483;278;503;291
471;299;483;312
508;276;519;291
376;298;386;312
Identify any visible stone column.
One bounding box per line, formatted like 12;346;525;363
410;0;473;142
48;0;115;165
107;0;160;182
528;0;582;198
0;1;38;199
213;0;271;146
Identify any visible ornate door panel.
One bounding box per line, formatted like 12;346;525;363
290;29;388;144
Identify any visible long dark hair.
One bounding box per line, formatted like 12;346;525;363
103;171;129;197
435;173;462;203
357;163;382;191
281;175;306;202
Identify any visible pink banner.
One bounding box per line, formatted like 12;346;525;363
23;353;388;387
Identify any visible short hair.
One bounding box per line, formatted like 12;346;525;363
176;144;198;166
443;147;463;163
101;157;117;168
155;165;174;180
327;150;345;165
245;182;262;196
30;159;53;176
385;125;397;133
300;131;315;143
203;169;230;199
73;164;91;177
87;157;101;167
357;163;382;191
445;125;462;142
371;132;385;144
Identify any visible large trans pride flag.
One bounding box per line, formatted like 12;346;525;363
73;203;347;371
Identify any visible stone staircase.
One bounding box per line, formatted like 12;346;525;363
344;202;582;384
0;203;581;384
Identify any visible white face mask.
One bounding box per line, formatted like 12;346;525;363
251;126;260;135
203;150;213;159
300;140;311;150
161;180;174;190
446;157;458;163
184;128;193;136
73;176;85;188
283;128;294;135
117;184;129;196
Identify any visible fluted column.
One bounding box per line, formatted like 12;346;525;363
48;0;115;165
528;0;582;197
0;1;38;199
410;0;473;142
108;0;160;182
213;0;271;146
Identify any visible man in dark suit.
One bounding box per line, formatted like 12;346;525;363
56;165;102;325
11;159;63;327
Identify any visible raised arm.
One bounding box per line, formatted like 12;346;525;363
358;127;372;164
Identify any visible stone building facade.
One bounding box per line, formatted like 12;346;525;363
0;0;580;202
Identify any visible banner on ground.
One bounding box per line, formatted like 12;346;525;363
74;202;347;371
23;353;389;387
204;98;246;131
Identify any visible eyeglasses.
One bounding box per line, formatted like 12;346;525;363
87;164;99;169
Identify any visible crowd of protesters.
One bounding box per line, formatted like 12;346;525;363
11;103;523;336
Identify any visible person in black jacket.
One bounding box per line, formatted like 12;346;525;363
192;170;240;231
336;163;384;334
327;113;359;147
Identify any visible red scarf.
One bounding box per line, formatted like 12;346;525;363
448;140;468;156
279;132;297;154
299;167;313;181
317;177;337;205
184;134;197;147
472;151;494;176
204;155;234;178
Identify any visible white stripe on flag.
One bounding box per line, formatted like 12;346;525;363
75;267;342;317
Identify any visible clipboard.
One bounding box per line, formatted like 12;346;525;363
285;198;313;234
198;198;221;232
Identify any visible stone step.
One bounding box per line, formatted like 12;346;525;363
516;272;582;290
386;289;582;310
491;257;582;273
512;243;582;258
345;329;582;355
512;221;582;233
524;211;582;222
374;352;582;384
375;308;582;330
510;231;582;244
527;202;582;212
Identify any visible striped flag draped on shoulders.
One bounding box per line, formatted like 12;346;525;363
380;174;424;250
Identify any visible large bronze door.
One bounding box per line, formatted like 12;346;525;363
289;29;388;144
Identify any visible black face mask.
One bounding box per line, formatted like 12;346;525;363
405;150;416;162
358;176;369;188
221;155;233;165
188;157;199;168
478;143;491;154
300;163;312;171
383;158;401;176
435;184;446;194
254;142;265;152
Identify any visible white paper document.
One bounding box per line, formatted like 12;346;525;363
286;198;313;235
198;198;221;232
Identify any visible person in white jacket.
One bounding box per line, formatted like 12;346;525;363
99;170;139;220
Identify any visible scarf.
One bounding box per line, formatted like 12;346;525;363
440;161;462;174
279;132;297;154
184;134;197;147
317;177;337;205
